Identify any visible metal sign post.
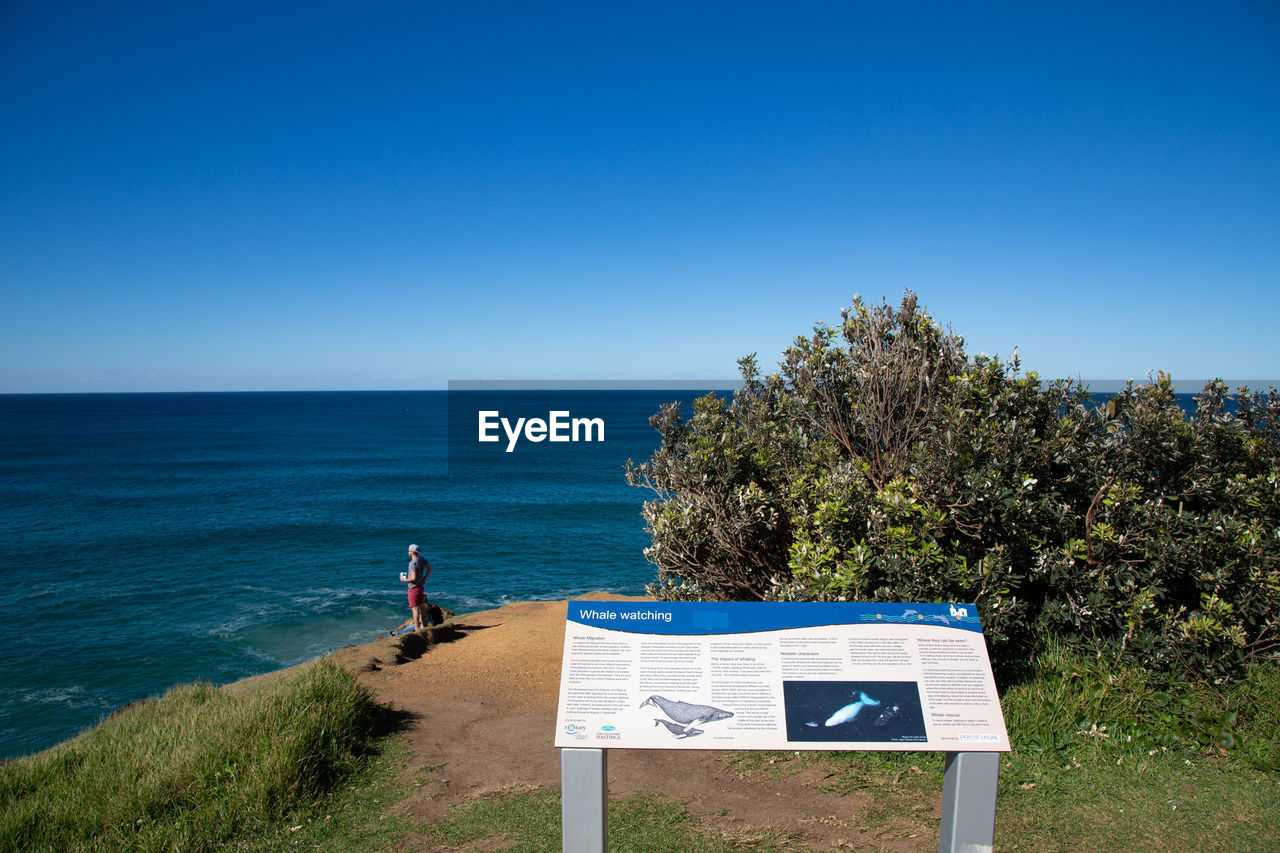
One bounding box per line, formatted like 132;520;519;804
561;747;607;853
938;750;1000;853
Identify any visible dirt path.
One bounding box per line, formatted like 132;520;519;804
331;593;936;852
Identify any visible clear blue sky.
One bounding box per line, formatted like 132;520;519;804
2;1;1277;392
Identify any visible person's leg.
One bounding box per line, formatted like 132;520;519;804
409;586;426;630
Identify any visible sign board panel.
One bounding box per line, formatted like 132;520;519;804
554;601;1010;752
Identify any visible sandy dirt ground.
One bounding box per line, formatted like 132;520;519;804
330;593;937;852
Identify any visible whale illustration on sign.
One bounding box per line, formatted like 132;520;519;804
653;718;703;738
806;690;881;727
640;695;733;737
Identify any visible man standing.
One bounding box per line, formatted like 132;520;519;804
404;544;433;631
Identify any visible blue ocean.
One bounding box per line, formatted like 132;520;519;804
0;390;709;760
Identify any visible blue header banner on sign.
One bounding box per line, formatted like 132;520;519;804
566;601;984;635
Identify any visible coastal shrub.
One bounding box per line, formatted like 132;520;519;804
1030;375;1280;681
628;292;1280;684
0;660;391;853
624;370;799;600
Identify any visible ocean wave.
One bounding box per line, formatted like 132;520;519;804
1;684;109;712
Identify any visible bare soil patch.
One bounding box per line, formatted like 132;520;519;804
330;593;936;852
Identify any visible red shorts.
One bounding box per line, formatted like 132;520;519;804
408;586;426;608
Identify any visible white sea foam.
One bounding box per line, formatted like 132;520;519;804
5;685;107;712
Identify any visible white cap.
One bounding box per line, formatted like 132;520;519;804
408;544;420;553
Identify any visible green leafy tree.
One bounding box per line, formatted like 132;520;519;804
628;293;1280;684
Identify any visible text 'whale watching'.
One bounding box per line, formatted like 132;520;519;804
576;608;673;623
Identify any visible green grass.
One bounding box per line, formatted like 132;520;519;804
0;660;768;853
991;645;1280;851
4;647;1276;852
999;639;1280;771
0;657;762;853
0;659;407;853
996;750;1279;852
245;734;423;853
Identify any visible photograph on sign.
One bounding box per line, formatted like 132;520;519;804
554;601;1010;752
782;680;927;744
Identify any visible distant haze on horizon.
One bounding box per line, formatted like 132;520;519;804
5;378;1278;396
2;1;1277;393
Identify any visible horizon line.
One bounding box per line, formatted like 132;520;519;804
3;377;1279;396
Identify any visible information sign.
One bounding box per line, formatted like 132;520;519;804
554;601;1010;752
